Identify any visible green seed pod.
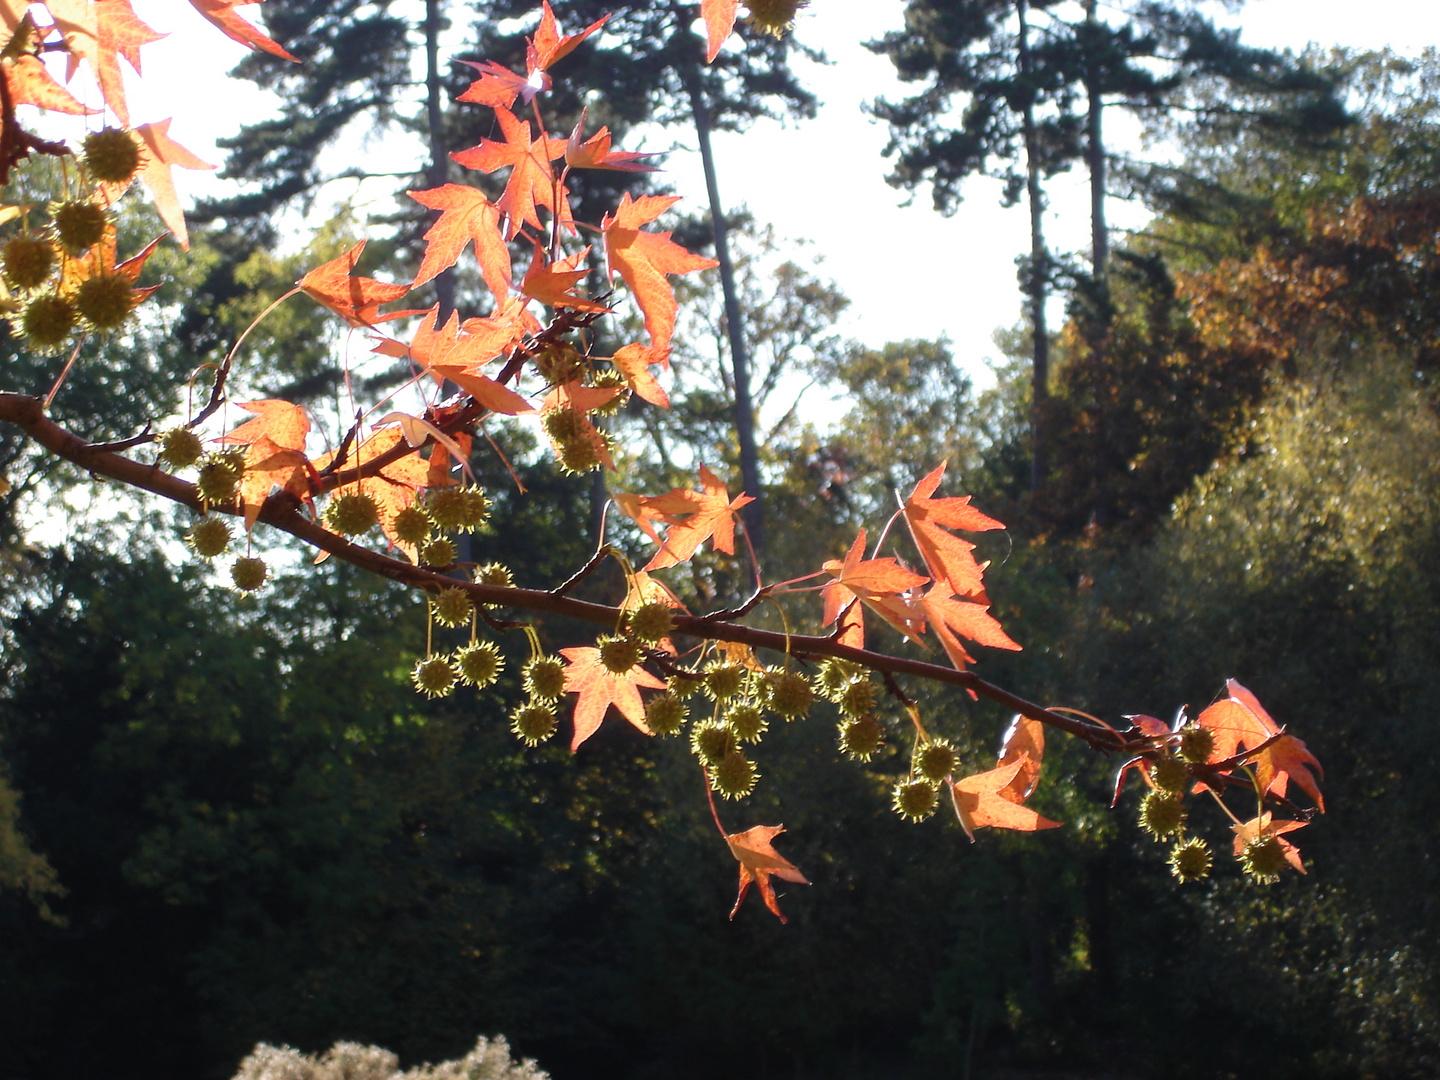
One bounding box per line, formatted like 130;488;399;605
322;491;380;537
742;0;805;37
51;200;107;254
1151;754;1189;794
230;555;267;592
455;641;503;687
838;715;885;760
196;454;244;507
915;739;958;783
20;292;77;351
691;721;735;766
2;235;55;289
837;677;878;719
542;406;585;442
763;669;813;720
725;702;768;744
532;341;585;384
473;561;513;589
704;662;745;702
418;536;456;567
81;127;142;183
710;751;758;800
1240;835;1289;884
186;516;232;559
411;654;457;699
74;273;135;330
597;634;643;674
644;691;688;736
892;777;939;822
523;654;567;701
1168;837;1213;883
626;600;675;644
390;504;432;546
1179;726;1215;765
158;427;204;470
588;368;629;416
430;586;474;629
815;658;860;701
424;485;490;532
1139;790;1186;840
511;700;557;745
555;432;603;474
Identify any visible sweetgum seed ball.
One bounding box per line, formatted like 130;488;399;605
391;505;432;546
1179;726;1216;765
644;692;688;736
424;485;489;532
626;601;675;644
52;200;108;253
75;273;135;330
838;677;878;719
159;427;204;470
455;641;503;687
431;586;473;628
2;235;55;289
691;721;735;766
532;341;584;384
418;536;456;567
1241;836;1289;883
743;0;805;36
1169;837;1213;883
765;670;813;719
838;715;885;760
892;777;939;822
196;455;244;507
916;741;958;783
474;561;513;588
523;655;567;701
20;293;77;351
323;491;380;536
411;655;457;699
187;516;232;559
711;752;758;800
1139;790;1186;839
82;127;143;183
511;701;557;746
815;658;856;701
1151;755;1189;794
726;702;767;744
667;670;704;699
542;406;584;441
704;662;745;702
598;634;643;674
231;555;267;592
556;433;602;474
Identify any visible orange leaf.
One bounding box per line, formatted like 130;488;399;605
921;583;1020;673
700;0;739;62
408;184;511;300
520;245;609;313
948;759;1062;841
820;529;929;647
216;399;310;453
2;55;93;114
602;193;717;352
47;0;163;125
901;463;1003;601
565;108;658;173
451;106;568;241
726;824;808;923
237;436;310;529
456;59;540;109
314;429;434;561
186;0;297;61
1197;681;1323;810
129;119;214;250
298;240;410;327
636;464;753;571
529;1;607;70
997;715;1046;803
1232;812;1308;875
560;645;666;750
608;343;669;407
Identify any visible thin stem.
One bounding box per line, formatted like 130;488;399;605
703;765;728;839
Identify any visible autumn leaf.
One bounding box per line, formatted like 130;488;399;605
602;193;717;352
456;2;606;108
921;583;1021;673
1196;680;1323;810
62;228;163;310
700;0;739;62
726;824;808;923
901;463;1004;600
520;245;609;313
565;109;658;173
608;342;670;407
125;119;215;250
820;529;929;647
997;715;1046;802
236;436;310;529
408;184;510;300
46;0;163;126
3;55;92;114
635;464;753;571
560;645;666;750
1232;812;1308;875
947;759;1062;842
313;428;435;561
528;1;607;70
186;0;297;62
216;399;310;453
451;106;568;241
299;240;411;327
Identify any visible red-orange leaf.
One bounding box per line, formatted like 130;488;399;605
820;529;929;647
216;399;310;453
1197;680;1323;810
636;464;753;571
997;715;1046;803
186;0;297;62
726;824;808;923
948;759;1062;841
565;109;658;173
520;245;609;313
608;342;669;407
1232;812;1307;875
408;184;510;300
236;436;310;529
299;240;411;327
700;0;739;62
451;106;567;241
530;1;607;70
901;463;1003;601
134;119;214;249
47;0;162;125
2;55;92;114
313;429;436;561
602;193;717;352
560;646;666;750
921;583;1021;673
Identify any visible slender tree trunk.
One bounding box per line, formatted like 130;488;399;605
679;53;764;554
1084;0;1108;286
424;0;456;322
1017;0;1049;492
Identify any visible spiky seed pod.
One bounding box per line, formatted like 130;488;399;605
474;561;514;589
81;127;142;182
597;634;643;675
915;740;958;783
542;406;585;442
186;516;232;559
711;751;758;800
704;662;746;702
523;655;567;702
892;777;939;822
230;555;267;592
158;426;204;470
726;702;768;744
418;536;456;567
838;715;885;760
1168;837;1213;883
455;641;504;688
511;700;557;746
667;670;704;699
20;292;77;351
424;485;490;532
837;677;879;719
1139;790;1186;840
51;200;107;253
196;452;244;507
626;601;674;644
815;658;859;701
763;670;813;720
431;586;473;628
2;235;55;289
213;447;247;474
589;369;629;416
555;432;603;474
74;273;135;330
411;654;457;699
1151;754;1189;794
322;491;380;537
390;504;432;546
532;341;585;384
1179;726;1215;765
644;692;688;736
691;721;735;766
742;0;807;36
1240;836;1289;884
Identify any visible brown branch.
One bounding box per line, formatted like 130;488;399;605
0;392;1135;755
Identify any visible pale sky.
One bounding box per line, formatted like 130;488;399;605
112;0;1440;385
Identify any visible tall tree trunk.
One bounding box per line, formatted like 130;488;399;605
680;52;765;555
1084;0;1108;286
1017;0;1049;492
424;0;455;322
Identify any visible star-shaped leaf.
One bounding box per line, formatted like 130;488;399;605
408;184;510;300
901;463;1004;601
608;342;670;407
216;399;310;453
520;245;609;313
186;0;297;61
451;106;568;241
602;193;717;351
1231;812;1308;875
921;583;1020;673
560;646;666;750
820;529;929;647
133;119;214;249
1196;680;1323;810
700;0;739;62
47;0;163;125
947;759;1062;842
634;464;753;571
3;55;92;114
726;824;808;923
565;109;658;173
298;240;411;327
